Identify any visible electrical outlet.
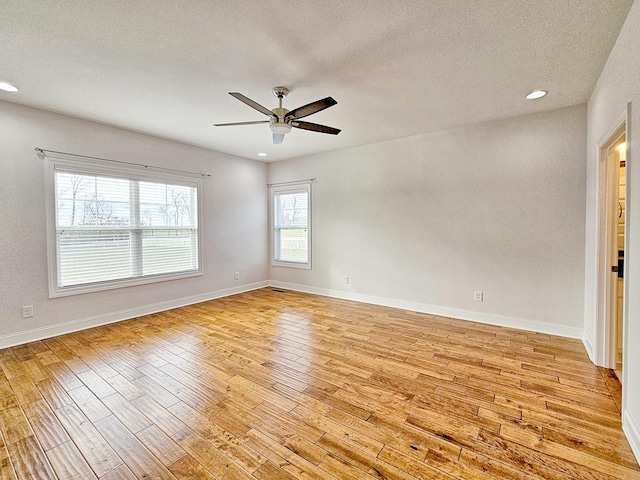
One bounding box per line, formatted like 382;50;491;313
474;291;483;302
234;272;240;280
22;305;34;318
343;275;349;284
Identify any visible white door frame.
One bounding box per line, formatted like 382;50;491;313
595;105;630;379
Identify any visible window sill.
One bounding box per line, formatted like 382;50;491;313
49;270;202;298
271;261;311;270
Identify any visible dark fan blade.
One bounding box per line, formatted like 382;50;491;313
285;97;337;120
273;133;285;144
229;92;275;118
292;121;341;135
213;120;270;127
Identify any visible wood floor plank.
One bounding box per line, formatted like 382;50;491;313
543;426;639;470
22;399;70;451
0;401;34;446
168;401;266;474
94;415;176;480
368;411;462;463
44;362;83;392
317;452;381;480
0;288;636;480
66;386;111;423
167;453;217;480
499;423;640;479
129;395;187;437
101;393;152;434
373;445;456;479
0;432;17;480
103;375;144;402
600;366;623;412
241;427;333;479
171;427;254;480
316;432;418;479
36;378;74;411
130;375;180;408
75;370;117;399
6;377;42;406
252;460;300;480
135;424;185;467
45;440;98;480
53;405;123;477
98;464;137;480
6;435;57;480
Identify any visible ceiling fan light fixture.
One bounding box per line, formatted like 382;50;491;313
270;122;292;135
216;88;339;145
526;90;547;100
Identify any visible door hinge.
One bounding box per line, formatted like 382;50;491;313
611;265;619;273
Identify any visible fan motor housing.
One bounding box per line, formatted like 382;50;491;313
270;107;292;134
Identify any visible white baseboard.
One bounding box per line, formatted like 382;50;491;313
0;281;269;349
582;332;596;363
623;409;640;463
269;280;584;339
0;278;585;349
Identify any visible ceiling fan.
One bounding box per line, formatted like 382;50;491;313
214;86;340;144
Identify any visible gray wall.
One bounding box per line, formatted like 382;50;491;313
269;105;587;337
584;0;640;459
0;101;268;346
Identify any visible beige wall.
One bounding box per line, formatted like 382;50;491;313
269;104;587;337
0;101;269;347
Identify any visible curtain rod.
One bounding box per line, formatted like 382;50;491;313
35;148;212;178
267;178;316;188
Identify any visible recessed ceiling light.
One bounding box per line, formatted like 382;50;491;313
526;90;547;100
0;81;19;92
257;152;267;157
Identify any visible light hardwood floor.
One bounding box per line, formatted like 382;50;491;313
0;288;638;479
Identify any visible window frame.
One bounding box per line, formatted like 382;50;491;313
270;183;312;269
45;156;203;298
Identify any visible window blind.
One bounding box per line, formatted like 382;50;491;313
48;159;201;296
272;185;311;267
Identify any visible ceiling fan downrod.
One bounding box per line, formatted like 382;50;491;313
271;86;290;119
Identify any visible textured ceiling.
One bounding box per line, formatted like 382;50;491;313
0;0;633;162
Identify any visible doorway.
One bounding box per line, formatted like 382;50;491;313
614;142;626;380
598;123;627;382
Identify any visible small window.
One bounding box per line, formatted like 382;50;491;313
46;156;202;297
271;183;311;268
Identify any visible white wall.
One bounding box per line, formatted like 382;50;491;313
0;101;268;347
269;105;587;338
584;0;640;459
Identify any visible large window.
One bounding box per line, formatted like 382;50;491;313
271;183;311;268
46;157;201;297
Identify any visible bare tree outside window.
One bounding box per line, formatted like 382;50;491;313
82;193;127;226
68;174;88;225
272;187;310;266
56;173;129;227
160;188;191;226
278;192;307;226
55;173;89;226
